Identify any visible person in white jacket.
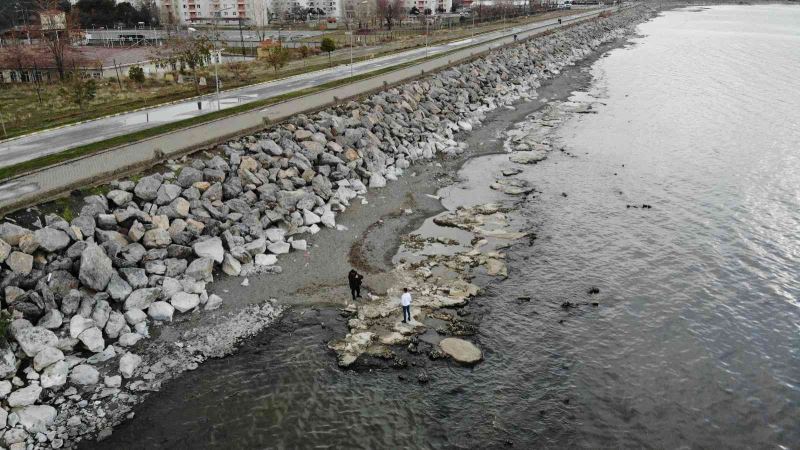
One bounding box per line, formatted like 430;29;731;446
401;288;412;323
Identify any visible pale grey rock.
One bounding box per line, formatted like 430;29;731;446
36;310;63;330
170;292;199;313
120;268;148;289
267;241;290;254
14;327;58;357
119;353;142;378
7;385;41;407
107;273;132;302
106;189;133;206
0;346;16;379
32;347;64;371
15;405;56;433
193;237;224;263
78;327;105;353
204;294;223;311
222;253;241;276
104;375;122;388
0;238;11;263
0;223;31;246
79;243;114;291
117;332;144;347
69;315;94;339
142;228;171;248
40;361;68;388
133;175;162;201
124;309;147;325
69;364;99;385
185;257;214;282
123;288;161;311
86;345;116;364
147;301;174;322
91;299;112;329
255;254;278;266
0;380;12;397
5;251;33;275
104;312;126;339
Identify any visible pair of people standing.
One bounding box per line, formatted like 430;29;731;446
347;270;413;323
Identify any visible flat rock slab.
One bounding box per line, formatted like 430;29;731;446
439;338;483;365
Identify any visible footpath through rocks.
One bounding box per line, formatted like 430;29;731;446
0;7;654;449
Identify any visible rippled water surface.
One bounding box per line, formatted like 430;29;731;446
94;6;800;449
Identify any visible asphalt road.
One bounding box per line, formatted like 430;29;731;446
0;9;602;170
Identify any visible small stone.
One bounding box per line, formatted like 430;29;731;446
147;302;174;322
170;292;199;313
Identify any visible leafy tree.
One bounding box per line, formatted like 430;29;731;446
128;65;145;85
264;46;289;73
320;37;336;67
60;71;97;112
298;45;311;59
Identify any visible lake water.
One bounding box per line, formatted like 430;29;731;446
91;5;800;448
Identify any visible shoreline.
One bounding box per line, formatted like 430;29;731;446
0;7;655;449
84;24;640;450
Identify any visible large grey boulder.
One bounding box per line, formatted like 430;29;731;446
69;364;99;385
142;228;171;248
177;167;203;187
40;360;68;388
0;346;16;379
79;243;114;291
37;310;63;330
0;222;31;246
107;273;133;302
123;288;161;311
69;315;94;339
119;353;142;378
33;346;64;371
222;253;241;276
439;338;483;365
104;312;127;339
15;404;56;433
133;175;162;201
106;189;133;206
268;241;290;255
14;327;58;357
148;301;174;322
193;237;224;263
170;292;199;313
155;183;182;205
0;238;10;263
78;327;105;353
5;251;33;275
71;215;96;238
7;385;41;407
185;257;214;282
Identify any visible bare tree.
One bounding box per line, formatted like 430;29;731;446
36;0;79;81
156;34;215;96
375;0;403;30
248;0;271;41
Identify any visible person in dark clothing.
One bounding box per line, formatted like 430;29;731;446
558;18;562;25
348;269;363;300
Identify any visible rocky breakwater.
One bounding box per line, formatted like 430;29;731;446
0;6;651;448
